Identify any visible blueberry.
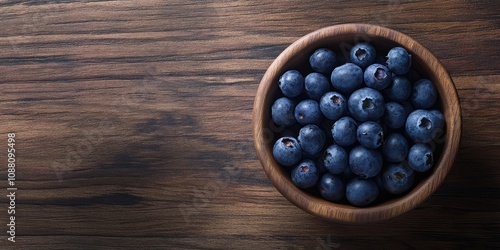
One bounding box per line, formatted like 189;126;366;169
346;178;379;207
348;87;385;122
381;163;415;194
386;47;412;75
429;109;445;140
407;143;434;172
279;70;304;98
319;91;347;121
272;137;302;167
384;75;411;102
291;160;320;189
383;102;407;129
323;144;348;174
349;145;383;179
349;43;376;69
318;173;345;202
305;72;331;101
331;116;358;147
405;109;438;143
382;133;409;163
294;99;323;125
430;109;445;130
331;63;364;94
364;63;392;90
411;79;437;109
298;124;326;156
309;48;337;75
356;121;384;149
271;97;296;127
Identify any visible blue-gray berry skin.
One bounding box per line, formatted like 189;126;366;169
356;121;384;149
291;160;320;189
408;143;434;172
349;43;376;69
318;173;345;202
382;133;409;163
383;102;407;129
405;109;437;143
430;109;445;130
364;64;392;90
348;87;386;122
279;70;304;98
346;178;379;207
411;79;437;109
323;144;348;174
429;109;445;141
349;145;383;179
294;99;323;125
331;116;358;147
319;91;347;121
381;163;415;194
386;47;412;75
271;97;296;127
305;72;331;101
384;76;411;102
298;124;326;156
272;137;302;167
309;48;337;75
331;63;364;94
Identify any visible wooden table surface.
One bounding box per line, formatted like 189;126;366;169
0;1;498;249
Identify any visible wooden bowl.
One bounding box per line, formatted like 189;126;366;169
252;24;461;223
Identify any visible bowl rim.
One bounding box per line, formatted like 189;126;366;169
252;23;462;223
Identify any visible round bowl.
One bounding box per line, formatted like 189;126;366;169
252;23;461;223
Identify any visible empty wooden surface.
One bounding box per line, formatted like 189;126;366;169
0;0;498;249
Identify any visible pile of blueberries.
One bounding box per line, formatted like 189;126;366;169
271;43;445;206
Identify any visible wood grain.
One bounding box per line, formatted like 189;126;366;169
0;0;499;249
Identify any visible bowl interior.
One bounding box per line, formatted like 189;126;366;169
253;24;461;223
